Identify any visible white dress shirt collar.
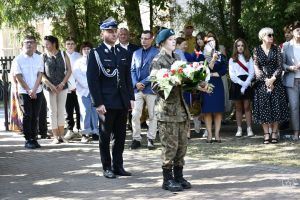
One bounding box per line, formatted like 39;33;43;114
104;42;115;51
119;42;129;50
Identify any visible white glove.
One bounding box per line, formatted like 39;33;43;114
241;86;246;94
237;79;248;88
244;79;251;87
237;79;245;86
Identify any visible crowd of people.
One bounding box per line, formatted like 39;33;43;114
8;17;300;191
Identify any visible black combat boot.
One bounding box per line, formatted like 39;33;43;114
162;168;183;192
174;166;192;189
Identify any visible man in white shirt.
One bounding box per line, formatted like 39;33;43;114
14;35;44;149
64;37;82;141
116;28;139;132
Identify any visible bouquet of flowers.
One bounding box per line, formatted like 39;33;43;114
150;60;214;99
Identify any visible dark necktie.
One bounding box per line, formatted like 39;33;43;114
111;47;115;55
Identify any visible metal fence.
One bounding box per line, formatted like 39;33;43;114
1;56;14;131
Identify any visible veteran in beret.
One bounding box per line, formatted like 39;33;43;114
86;17;135;179
184;22;196;54
150;29;192;192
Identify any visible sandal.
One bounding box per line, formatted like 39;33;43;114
271;132;278;144
206;139;213;143
263;133;270;144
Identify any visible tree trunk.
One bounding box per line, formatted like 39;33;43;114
84;0;91;42
149;0;153;31
122;0;143;44
65;2;81;42
230;0;244;39
217;0;231;50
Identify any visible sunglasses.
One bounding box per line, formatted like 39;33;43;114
237;44;244;47
267;34;274;38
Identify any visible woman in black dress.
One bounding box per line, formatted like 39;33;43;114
253;27;289;144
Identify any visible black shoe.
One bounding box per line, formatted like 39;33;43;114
25;141;36;149
103;169;116;179
113;167;132;176
162;168;183;192
31;140;41;148
173;166;191;189
130;140;141;149
92;134;99;141
162;180;183;192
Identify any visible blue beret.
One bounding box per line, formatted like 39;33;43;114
155;29;175;45
99;18;118;30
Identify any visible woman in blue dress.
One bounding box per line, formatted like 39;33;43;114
201;33;227;143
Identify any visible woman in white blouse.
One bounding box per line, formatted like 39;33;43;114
229;38;255;137
72;42;99;143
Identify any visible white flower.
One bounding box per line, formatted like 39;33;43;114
171;60;186;71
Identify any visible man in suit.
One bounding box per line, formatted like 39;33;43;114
87;18;135;178
116;27;139;132
117;27;139;57
282;21;300;141
130;30;159;150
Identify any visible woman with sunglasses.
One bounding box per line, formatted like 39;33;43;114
252;27;289;144
229;38;255;137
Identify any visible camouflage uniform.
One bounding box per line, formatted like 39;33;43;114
150;50;191;169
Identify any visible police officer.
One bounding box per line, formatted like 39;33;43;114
150;29;192;192
87;18;135;179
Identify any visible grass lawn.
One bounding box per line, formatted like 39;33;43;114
187;135;300;167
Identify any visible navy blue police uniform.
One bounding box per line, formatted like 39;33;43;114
87;18;134;178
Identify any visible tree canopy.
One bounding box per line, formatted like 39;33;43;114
186;0;300;52
0;0;299;52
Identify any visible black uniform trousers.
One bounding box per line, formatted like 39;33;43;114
19;92;42;141
65;90;81;130
99;109;128;170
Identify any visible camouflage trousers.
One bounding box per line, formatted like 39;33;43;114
158;121;189;169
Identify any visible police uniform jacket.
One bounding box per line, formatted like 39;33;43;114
87;43;134;109
150;50;191;122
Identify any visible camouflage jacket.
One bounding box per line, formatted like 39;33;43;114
150;50;191;122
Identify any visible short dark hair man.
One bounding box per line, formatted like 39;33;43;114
87;18;135;178
130;30;159;150
13;35;44;149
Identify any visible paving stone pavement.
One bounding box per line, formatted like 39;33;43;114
0;130;300;200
